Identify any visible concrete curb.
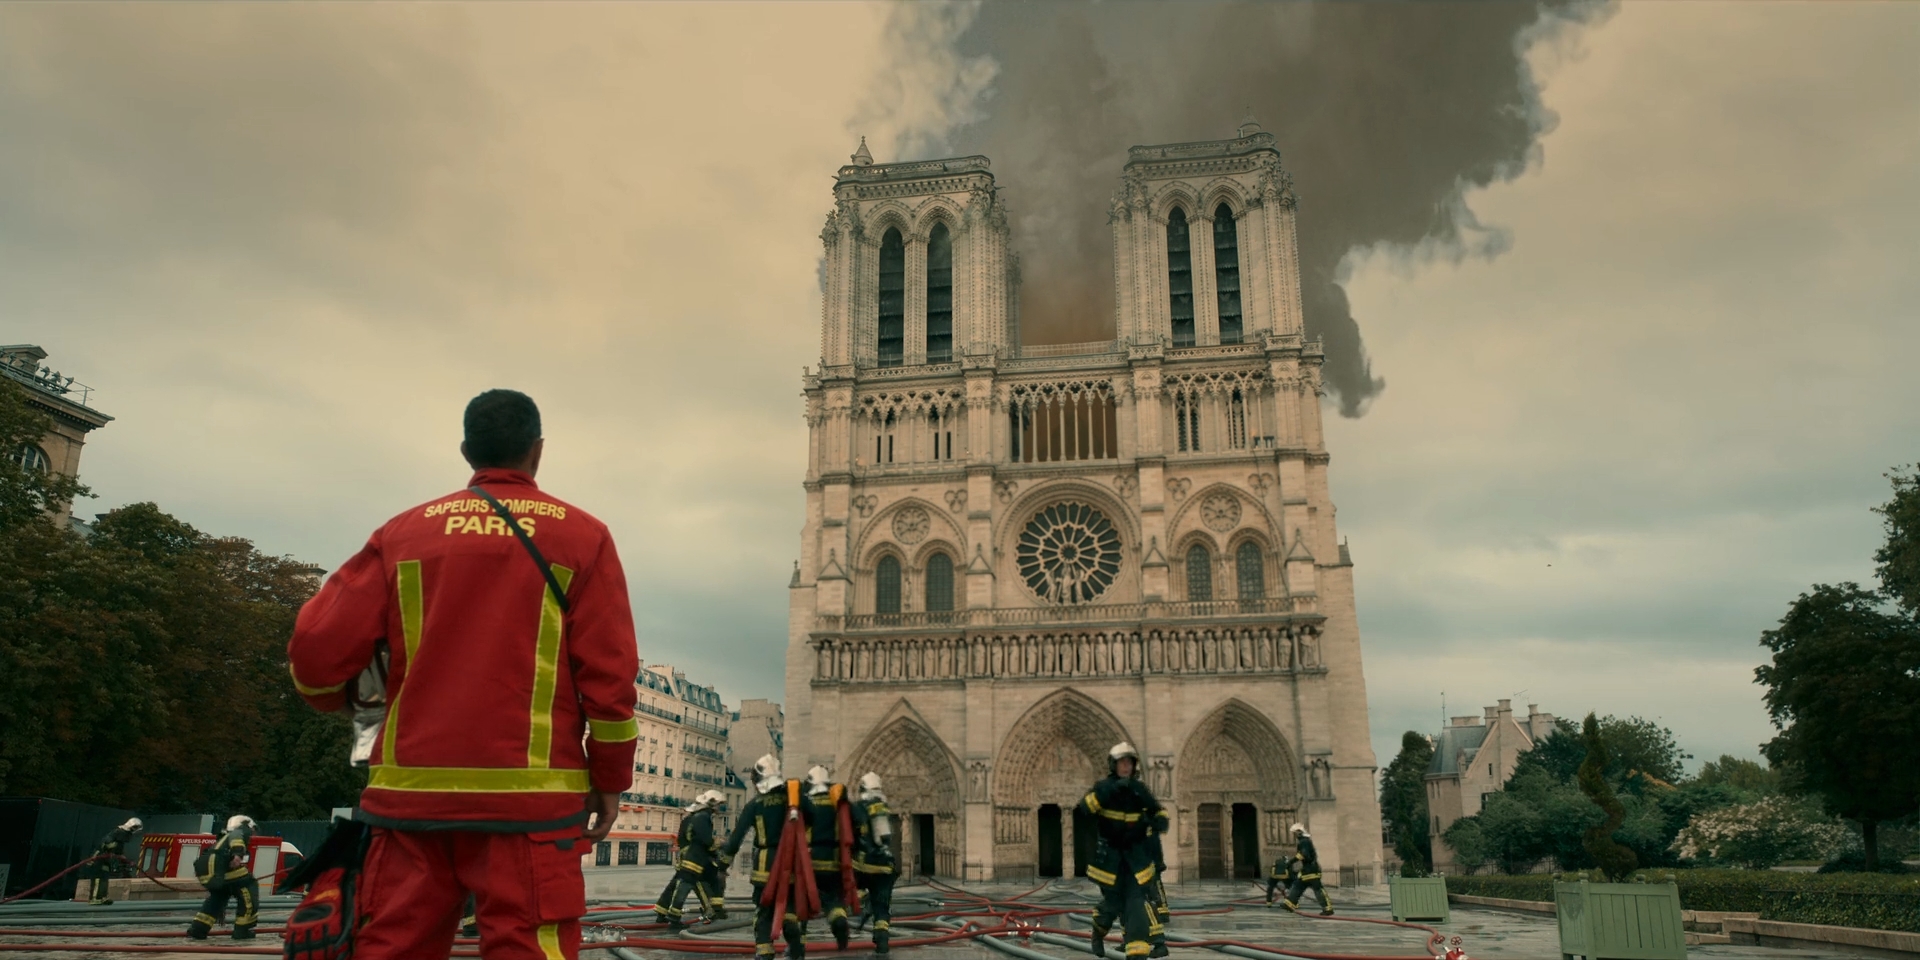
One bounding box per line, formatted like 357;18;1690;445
1447;894;1920;955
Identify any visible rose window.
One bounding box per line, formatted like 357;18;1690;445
1016;502;1123;604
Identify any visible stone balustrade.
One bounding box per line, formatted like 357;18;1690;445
811;619;1321;684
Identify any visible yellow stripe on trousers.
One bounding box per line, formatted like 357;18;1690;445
381;560;424;766
527;564;575;768
538;922;563;960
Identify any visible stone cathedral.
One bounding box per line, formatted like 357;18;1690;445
784;123;1382;885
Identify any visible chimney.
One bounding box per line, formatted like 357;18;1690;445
1483;704;1499;722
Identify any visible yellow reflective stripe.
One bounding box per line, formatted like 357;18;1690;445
1086;865;1117;885
527;564;575;769
383;560;424;766
287;663;344;697
589;716;640;743
1135;864;1157;884
1084;792;1101;813
537;922;563;960
1099;809;1141;822
680;860;705;874
369;764;590;793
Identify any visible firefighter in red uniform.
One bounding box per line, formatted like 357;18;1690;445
288;390;640;960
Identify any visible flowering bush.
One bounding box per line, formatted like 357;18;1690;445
1670;795;1851;868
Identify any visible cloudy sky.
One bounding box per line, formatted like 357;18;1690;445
4;2;1915;774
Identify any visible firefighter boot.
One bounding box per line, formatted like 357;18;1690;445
832;916;851;950
1151;943;1169;958
1090;924;1111;958
874;926;890;955
232;926;257;941
186;915;214;940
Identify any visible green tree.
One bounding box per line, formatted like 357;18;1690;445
1692;755;1779;795
1756;582;1920;872
1514;715;1687;790
1379;731;1435;874
1874;465;1920;616
1512;718;1582;782
1578;713;1638;880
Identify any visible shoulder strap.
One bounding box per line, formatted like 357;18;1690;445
469;486;570;615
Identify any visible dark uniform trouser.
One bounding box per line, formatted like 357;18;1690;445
658;866;724;920
814;869;851;945
1091;868;1155;958
1285;873;1332;913
857;869;895;950
751;882;806;959
1145;874;1170;953
187;876;260;938
84;862;120;904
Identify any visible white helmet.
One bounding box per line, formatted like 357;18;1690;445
226;815;256;833
703;789;726;808
1290;823;1307;837
858;772;884;800
120;818;143;833
805;765;832;796
1108;742;1139;777
754;755;783;794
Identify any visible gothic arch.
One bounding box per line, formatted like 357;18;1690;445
995;479;1143;606
991;688;1136;876
863;202;915;241
1151;183;1200;224
1174;699;1301;876
911;538;961;569
843;702;964;877
1199;179;1249;219
1165;482;1280;547
911;196;965;235
855;497;967;571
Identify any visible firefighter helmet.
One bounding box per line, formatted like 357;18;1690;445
754;755;783;793
1108;742;1140;777
120;818;143;833
1290;823;1307;837
805;765;832;795
858;772;884;800
226;814;256;834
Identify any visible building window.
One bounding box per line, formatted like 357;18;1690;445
1227;388;1247;449
1186;544;1212;602
1236;541;1265;600
878;228;905;367
1008;381;1118;463
1214;203;1242;344
925;552;954;612
1167;208;1194;347
618;841;640;865
8;443;50;474
927;223;953;364
1174;392;1201;453
646;841;672;865
876;555;902;614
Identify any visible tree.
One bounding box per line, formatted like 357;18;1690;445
1512;718;1582;782
1874;465;1920;616
1756;582;1920;871
1514;715;1687;790
0;381;90;530
1379;731;1435;875
1670;795;1850;868
1692;755;1779;795
1578;713;1638;880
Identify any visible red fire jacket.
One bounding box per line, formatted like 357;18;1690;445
288;468;640;829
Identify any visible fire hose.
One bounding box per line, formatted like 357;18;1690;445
0;877;1459;959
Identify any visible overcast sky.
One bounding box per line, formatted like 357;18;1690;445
5;2;1915;775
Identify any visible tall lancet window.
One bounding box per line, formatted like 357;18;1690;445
1167;208;1194;347
1214;203;1242;344
1236;541;1265;600
876;555;902;614
926;223;954;363
878;228;906;367
925;553;954;613
1186;543;1213;602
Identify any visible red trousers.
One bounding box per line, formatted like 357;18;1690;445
356;827;586;960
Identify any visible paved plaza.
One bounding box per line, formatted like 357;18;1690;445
0;866;1892;959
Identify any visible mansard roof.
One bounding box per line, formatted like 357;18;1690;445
1426;723;1492;777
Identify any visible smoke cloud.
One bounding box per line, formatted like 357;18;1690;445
871;1;1610;416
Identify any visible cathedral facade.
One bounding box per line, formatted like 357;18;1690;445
783;125;1382;885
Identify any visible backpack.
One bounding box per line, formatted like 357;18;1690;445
277;819;372;960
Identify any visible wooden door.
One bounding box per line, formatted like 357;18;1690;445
1197;803;1225;879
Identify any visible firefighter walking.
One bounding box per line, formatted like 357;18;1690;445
1278;823;1333;916
187;815;260;940
288;389;641;960
82;818;141;905
803;766;862;951
657;790;729;927
719;756;817;960
1078;743;1167;960
851;773;897;955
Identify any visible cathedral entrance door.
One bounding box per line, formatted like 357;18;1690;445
1231;803;1261;879
1072;805;1093;877
915;814;936;877
1036;805;1063;877
1197;803;1225;879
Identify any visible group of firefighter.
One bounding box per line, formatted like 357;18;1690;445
651;741;1330;960
80;813;267;940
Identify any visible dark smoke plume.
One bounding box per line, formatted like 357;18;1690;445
905;1;1606;417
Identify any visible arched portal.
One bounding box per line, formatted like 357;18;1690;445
1175;699;1300;881
842;712;963;877
992;688;1135;878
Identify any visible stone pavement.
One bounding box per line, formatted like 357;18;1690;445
0;869;1896;959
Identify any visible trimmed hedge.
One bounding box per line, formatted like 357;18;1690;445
1446;870;1920;933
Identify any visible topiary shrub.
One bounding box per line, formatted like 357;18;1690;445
1578;713;1638;881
